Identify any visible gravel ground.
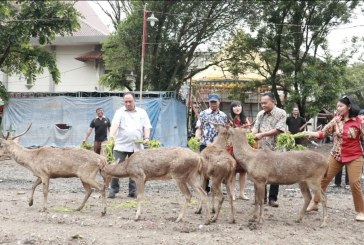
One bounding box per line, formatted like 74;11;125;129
1;143;364;245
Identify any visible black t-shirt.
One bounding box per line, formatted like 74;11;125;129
90;117;111;141
286;116;306;134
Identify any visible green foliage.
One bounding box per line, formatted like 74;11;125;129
100;1;254;92
343;62;364;108
0;0;80;101
80;142;93;150
188;137;201;151
225;1;359;117
247;133;257;147
276;133;308;151
147;139;161;149
103;138;115;163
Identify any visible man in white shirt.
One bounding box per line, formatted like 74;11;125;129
108;92;152;198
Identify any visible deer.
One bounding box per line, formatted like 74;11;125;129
0;124;110;216
227;127;328;227
98;147;211;225
196;124;236;224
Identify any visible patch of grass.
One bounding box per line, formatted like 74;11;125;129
111;200;140;209
52;207;73;212
190;198;199;205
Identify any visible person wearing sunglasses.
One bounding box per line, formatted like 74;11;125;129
307;95;364;222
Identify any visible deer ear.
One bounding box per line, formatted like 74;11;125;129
13;138;20;144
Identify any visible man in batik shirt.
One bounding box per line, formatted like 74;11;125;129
195;93;228;192
252;92;287;207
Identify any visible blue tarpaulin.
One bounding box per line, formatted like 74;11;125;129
1;96;187;148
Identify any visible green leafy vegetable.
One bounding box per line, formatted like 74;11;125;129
188;137;201;151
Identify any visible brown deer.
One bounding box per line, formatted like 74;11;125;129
0;124;109;216
99;147;211;224
196;124;236;224
227;127;328;227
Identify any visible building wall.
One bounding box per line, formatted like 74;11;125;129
4;45;110;93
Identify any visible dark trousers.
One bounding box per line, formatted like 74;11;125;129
93;141;103;154
110;151;136;195
199;144;210;192
265;184;279;201
334;166;349;186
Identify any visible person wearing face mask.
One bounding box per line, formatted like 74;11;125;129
227;101;251;201
195;93;228;192
306;95;364;222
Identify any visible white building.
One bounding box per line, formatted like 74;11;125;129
1;1;110;93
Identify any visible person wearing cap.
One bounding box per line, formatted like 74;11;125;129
306;95;364;222
252;92;287;208
195;93;228;192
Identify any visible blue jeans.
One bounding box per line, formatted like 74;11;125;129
110;150;136;196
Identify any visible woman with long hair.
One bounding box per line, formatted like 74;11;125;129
307;95;364;221
228;100;251;200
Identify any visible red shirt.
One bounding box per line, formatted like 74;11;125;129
319;116;364;163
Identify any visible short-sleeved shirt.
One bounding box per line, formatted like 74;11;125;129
253;106;286;150
112;106;152;152
196;108;228;146
286;116;306;134
90;117;111;141
319;116;364;163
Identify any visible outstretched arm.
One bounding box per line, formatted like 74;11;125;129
83;128;93;143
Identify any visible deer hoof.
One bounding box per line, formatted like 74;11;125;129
101;211;106;216
320;222;327;228
28;200;33;206
195;209;202;214
229;219;236;224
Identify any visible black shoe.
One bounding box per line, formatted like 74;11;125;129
108;191;116;199
128;193;136;198
268;200;279;207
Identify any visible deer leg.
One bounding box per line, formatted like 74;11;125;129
254;183;265;224
188;175;211;225
231;170;237;201
225;172;236;224
134;178;145;221
210;177;224;223
29;177;42;206
195;175;206;214
250;182;259;222
75;181;92;212
296;181;311;223
80;174;107;216
175;179;192;223
41;177;50;212
310;181;327;228
320;189;328;228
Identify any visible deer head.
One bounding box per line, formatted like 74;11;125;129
0;123;32;156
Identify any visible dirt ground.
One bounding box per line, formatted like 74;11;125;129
1;143;364;245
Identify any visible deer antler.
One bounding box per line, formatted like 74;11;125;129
10;123;32;140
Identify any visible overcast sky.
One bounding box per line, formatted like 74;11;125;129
90;1;364;62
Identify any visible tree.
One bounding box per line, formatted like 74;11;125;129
99;0;256;92
0;0;80;102
343;62;364;108
225;0;359;117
